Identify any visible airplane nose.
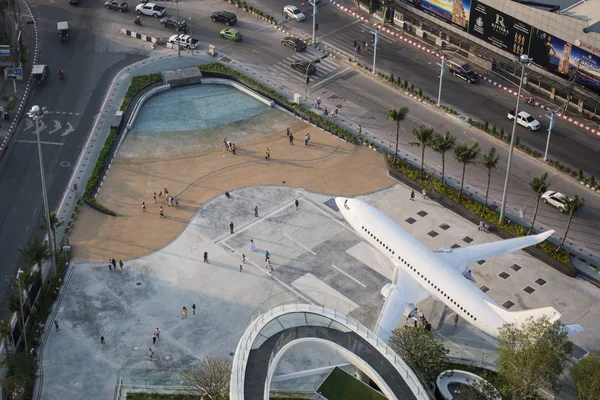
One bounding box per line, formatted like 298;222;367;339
335;197;346;211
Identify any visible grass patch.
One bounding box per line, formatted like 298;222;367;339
119;73;162;111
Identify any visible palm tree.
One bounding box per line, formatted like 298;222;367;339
0;319;13;356
453;142;480;200
410;125;435;177
479;147;500;214
528;173;549;235
387;107;409;161
556;195;584;251
19;237;50;280
39;211;62;259
432;131;456;187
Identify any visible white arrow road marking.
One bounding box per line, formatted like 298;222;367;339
49;120;62;135
37;120;48;133
23;119;34;131
61;122;75;137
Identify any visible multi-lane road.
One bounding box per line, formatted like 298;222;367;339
0;0;599;321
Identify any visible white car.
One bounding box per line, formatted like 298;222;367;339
507;110;541;131
135;2;166;17
283;5;305;21
541;191;568;212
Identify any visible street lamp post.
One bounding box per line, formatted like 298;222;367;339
371;28;379;75
543;111;555;160
436;55;446;107
176;0;180;57
303;56;326;102
17;269;27;353
189;17;193;55
499;55;531;224
309;0;317;46
28;105;57;277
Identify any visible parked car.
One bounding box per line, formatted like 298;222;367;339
507;110;541;131
135;2;166;17
211;11;237;26
447;60;479;84
283;5;305;21
281;36;306;52
161;16;187;32
105;0;128;12
542;191;569;212
290;60;316;74
168;34;198;49
220;28;242;42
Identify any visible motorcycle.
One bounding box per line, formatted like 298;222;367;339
58;69;64;80
134;17;142;26
525;96;535;105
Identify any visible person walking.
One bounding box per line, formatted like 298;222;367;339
249;239;256;251
108;260;112;271
266;258;271;268
316;98;321;108
265;250;270;261
265;148;271;160
410;190;415;201
153;192;157;203
304;133;309;145
295;199;299;210
239;264;243;272
231;143;236;155
142;201;146;212
230;222;234;234
148;348;154;361
254;206;259;217
160;207;165;218
269;267;274;279
174;199;179;210
192;304;196;315
111;258;116;270
119;260;124;270
182;306;188;319
289;132;294;145
422;188;427;199
154;328;160;341
453;314;459;326
242;254;246;264
55;320;60;332
164;187;169;196
286;127;291;137
204;252;209;263
153;332;157;345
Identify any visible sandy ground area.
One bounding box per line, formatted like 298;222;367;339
70;111;393;261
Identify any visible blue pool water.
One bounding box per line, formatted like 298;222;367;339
132;83;268;133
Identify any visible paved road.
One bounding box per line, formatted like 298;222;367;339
247;0;600;178
0;1;145;318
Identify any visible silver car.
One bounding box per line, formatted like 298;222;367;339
541;191;568;212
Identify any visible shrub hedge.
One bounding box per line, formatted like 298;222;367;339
197;62;358;144
82;127;119;216
120;73;162;111
387;156;574;269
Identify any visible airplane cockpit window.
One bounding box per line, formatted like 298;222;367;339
344;199;350;210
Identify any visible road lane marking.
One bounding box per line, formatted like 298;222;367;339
284;233;317;255
17;140;64;146
332;263;366;287
317;19;362;40
311;67;350;89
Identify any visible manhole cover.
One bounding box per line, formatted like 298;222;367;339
60;161;71;167
136;282;142;286
161;354;173;362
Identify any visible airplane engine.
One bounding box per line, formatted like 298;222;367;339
403;303;419;319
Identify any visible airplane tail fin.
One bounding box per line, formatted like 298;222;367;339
485;300;561;326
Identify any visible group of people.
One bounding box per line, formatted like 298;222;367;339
223;138;237;154
478;220;490;232
107;258;124;271
415;311;432;331
148;188;179;217
286;128;311;146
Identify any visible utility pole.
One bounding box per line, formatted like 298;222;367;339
176;0;180;57
189;17;193;55
436;54;446;107
371;28;379;74
309;0;317;46
17;269;27;353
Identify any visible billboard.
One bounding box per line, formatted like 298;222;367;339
468;0;531;56
528;29;600;94
400;0;471;31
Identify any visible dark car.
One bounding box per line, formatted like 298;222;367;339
160;16;187;32
447;61;479;84
105;0;128;11
290;60;317;75
211;11;237;26
281;36;306;52
69;0;79;4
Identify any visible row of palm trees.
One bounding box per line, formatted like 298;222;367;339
386;107;584;251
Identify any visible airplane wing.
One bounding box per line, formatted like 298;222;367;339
435;230;554;269
375;266;430;340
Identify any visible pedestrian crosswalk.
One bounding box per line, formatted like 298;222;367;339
268;47;341;83
317;21;399;63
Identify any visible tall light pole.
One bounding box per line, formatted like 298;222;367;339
499;55;531;224
28;106;56;277
543;111;555;161
189;17;193;55
371;28;379;75
176;0;180;57
309;0;317;46
304;55;326;101
436;54;446;107
17;269;27;353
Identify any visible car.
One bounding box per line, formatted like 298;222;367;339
168;34;198;49
135;2;166;17
283;5;305;21
447;61;479;84
541;191;569;212
160;16;187;32
68;0;79;4
281;36;306;52
507;110;541;131
290;60;316;75
211;11;237;26
220;28;241;42
105;0;128;12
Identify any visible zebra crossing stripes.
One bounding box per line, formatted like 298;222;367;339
269;48;341;82
318;22;398;59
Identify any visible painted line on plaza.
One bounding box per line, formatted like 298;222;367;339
311;67;351;90
332;263;366;287
283;233;317;255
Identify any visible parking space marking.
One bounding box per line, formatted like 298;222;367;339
332;263;366;287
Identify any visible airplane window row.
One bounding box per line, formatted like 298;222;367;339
362;225;477;322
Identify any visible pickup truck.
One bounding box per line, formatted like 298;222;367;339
507;110;541;131
168;34;199;49
135;3;165;17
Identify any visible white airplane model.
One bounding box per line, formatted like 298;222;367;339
335;197;567;339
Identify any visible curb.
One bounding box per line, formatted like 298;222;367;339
119;28;159;45
327;0;600;137
0;0;39;157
